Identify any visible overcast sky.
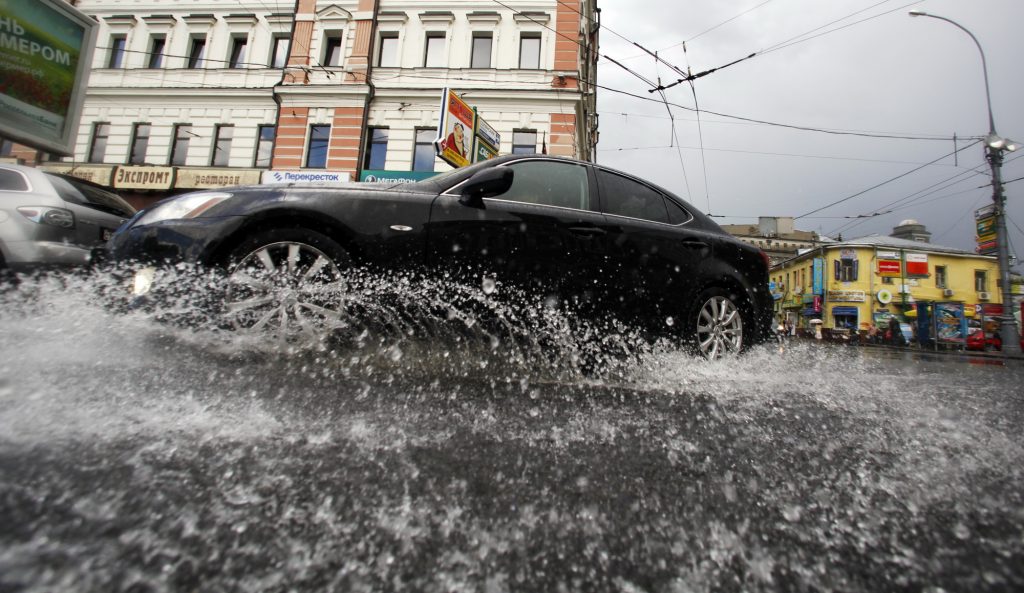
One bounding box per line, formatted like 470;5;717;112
595;0;1024;267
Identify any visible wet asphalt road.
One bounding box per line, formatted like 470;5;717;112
1;277;1023;592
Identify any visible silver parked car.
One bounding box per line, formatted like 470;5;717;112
0;164;136;275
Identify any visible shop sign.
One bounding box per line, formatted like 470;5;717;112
904;252;928;276
975;204;995;218
360;170;438;183
877;259;901;277
840;248;856;260
40;164;113;186
261;170;351;184
176;168;261;189
113;166;174;190
812;258;824;295
976;216;996;237
828;290;867;303
877;250;899;259
976;240;997;255
474;115;500;153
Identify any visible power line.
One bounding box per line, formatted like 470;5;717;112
796;140;982;219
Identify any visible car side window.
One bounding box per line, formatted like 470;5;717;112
47;174;136;217
665;198;692;225
598;169;669;224
0;168;29;192
498;160;591;211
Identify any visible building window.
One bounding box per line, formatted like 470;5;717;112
108;36;126;68
424;33;445;67
229;36;248;68
512;130;537;154
935;265;947;289
188;37;207;68
364;127;389;170
271;36;290;69
834;258;858;282
323;35;343;67
519;34;541;69
148;36;166;68
471;33;492;68
306;125;330;169
170;124;192;166
129;123;151;165
975;270;987;292
255;125;276;168
86;123;110;163
377;33;398;67
212;125;234;167
412;128;435;172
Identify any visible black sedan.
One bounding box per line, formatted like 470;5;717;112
106;155;773;358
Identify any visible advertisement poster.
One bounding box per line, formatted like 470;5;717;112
934;302;966;344
0;0;96;155
473;114;500;163
812;258;824;295
434;88;474;169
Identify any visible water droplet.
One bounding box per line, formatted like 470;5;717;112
665;317;675;327
482;277;496;295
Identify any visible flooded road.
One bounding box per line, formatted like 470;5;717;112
1;275;1023;592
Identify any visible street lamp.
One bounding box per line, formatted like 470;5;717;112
910;10;1022;355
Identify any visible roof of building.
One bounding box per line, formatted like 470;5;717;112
773;233;990;268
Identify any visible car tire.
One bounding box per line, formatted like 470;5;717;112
687;287;747;359
222;228;351;341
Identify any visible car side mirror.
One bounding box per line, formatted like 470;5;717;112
459;167;513;207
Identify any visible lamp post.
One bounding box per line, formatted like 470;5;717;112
910;10;1021;355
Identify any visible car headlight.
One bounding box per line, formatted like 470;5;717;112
134;192;232;227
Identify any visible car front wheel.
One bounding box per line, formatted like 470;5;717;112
223;228;350;342
690;288;745;359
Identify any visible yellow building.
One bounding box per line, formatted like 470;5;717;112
769;234;1002;334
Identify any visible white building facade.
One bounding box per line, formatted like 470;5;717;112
50;0;600;209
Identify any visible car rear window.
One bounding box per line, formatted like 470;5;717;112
598;169;669;223
46;173;136;217
0;168;30;192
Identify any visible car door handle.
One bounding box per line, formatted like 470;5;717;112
568;226;607;237
681;240;708;248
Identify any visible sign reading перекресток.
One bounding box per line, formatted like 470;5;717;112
261;170;352;184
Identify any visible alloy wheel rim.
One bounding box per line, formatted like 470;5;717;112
696;295;743;359
224;241;346;341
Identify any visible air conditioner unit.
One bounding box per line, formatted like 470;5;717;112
943;288;955;297
979;292;991;301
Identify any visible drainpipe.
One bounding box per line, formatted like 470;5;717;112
355;0;382;182
269;0;303;170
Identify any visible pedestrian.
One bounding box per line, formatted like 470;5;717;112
888;318;905;346
867;323;879;344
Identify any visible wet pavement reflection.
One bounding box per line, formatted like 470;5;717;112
1;275;1022;592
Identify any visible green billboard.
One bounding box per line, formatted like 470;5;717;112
0;0;96;155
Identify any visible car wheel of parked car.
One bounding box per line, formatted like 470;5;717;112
223;228;350;341
690;288;746;359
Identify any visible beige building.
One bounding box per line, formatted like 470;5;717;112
719;216;829;266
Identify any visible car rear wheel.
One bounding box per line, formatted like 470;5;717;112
690;288;745;359
223;228;350;342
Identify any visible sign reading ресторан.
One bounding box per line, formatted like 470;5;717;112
177;168;261;189
113;165;174;190
261;170;352;184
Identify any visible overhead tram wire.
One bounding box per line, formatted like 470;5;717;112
796;140;982;220
592;81;968;142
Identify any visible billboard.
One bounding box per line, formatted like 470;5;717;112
434;88;474;169
0;0;97;155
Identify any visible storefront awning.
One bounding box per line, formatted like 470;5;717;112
801;308;822;317
832;306;859;316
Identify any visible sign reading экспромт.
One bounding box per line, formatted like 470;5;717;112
0;0;97;155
